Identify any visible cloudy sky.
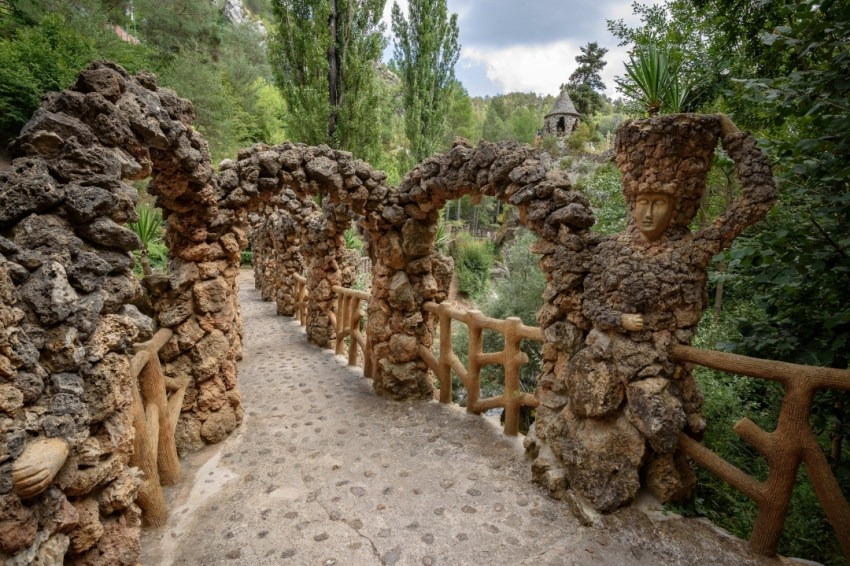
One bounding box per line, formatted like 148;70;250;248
381;0;656;99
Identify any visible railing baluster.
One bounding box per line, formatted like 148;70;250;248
466;310;484;412
438;306;453;403
128;327;182;527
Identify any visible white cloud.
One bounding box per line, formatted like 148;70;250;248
460;41;582;97
382;0;653;99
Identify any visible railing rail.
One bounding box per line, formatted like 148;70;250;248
672;344;850;559
421;301;541;436
128;328;188;527
332;285;373;377
293;273;308;326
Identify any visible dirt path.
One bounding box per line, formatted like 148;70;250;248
139;270;805;566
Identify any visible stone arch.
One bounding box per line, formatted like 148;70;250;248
0;60;217;564
369;138;597;402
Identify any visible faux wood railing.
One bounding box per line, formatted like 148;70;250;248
128;328;189;527
672;344;850;559
293;273;308;326
332;285;373;378
420;301;541;436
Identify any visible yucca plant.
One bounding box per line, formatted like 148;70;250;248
127;204;163;277
616;44;670;116
435;215;453;253
662;73;695;113
344;228;365;255
615;44;694;117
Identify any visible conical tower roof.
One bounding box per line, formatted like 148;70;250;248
545;90;580;118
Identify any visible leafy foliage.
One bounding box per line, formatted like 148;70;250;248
269;0;387;162
343;227;365;255
566;41;608;119
391;0;460;162
451;233;495;301
0;0;285;162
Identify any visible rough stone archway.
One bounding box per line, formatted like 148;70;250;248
0;60;230;565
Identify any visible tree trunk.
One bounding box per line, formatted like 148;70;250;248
712;168;736;323
712;262;725;323
327;0;340;141
831;400;843;468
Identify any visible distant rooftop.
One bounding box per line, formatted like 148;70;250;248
545;89;580;118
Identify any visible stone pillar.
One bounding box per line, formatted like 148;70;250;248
270;192;317;316
251;209;277;302
302;202;352;348
0;61;168;565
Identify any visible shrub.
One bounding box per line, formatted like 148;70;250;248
240;250;253;266
581;163;627;236
538;134;560;155
568;121;597;152
452;232;495;301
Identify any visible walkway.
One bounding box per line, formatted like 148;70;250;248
140;271;799;566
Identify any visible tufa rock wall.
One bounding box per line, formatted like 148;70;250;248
0;60;167;565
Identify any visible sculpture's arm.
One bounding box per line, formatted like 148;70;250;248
697;116;778;260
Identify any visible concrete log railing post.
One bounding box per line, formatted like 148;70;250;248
332;286;372;376
127;328;188;527
419;302;541;436
292;274;309;326
670;345;850;559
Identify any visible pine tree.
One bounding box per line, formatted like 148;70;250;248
391;0;460;163
566;41;608;119
269;0;386;160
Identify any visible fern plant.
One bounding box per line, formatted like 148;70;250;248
127;204;163;277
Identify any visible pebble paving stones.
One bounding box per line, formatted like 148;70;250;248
140;270;792;566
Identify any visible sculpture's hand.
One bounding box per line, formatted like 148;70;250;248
622;313;644;331
12;437;70;499
718;114;740;138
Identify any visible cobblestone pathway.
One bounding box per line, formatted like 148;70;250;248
139;271;794;566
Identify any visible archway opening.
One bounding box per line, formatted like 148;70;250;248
557;116;566;134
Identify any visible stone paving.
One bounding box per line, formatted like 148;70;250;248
139;271;805;566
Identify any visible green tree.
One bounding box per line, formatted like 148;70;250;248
569;41;608;91
269;0;386;160
442;80;478;146
565;41;608;119
391;0;460;162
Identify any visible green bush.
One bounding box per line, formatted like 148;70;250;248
240;250;253;266
568;121;597;152
451;232;495;301
538;134;560;155
0;14;96;141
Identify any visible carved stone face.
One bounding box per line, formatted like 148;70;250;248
634;192;674;242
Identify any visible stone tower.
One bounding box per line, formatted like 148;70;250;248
543;90;581;136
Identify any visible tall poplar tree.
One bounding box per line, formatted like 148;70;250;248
269;0;386;160
391;0;460;163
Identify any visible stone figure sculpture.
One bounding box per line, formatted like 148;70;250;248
536;113;778;511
